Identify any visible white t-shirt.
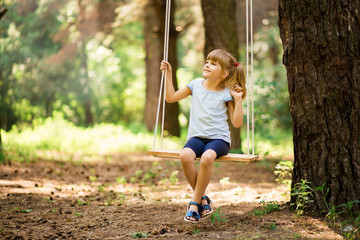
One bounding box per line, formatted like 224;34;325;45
186;79;233;144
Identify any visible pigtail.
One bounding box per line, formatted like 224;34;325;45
235;64;247;100
226;64;247;100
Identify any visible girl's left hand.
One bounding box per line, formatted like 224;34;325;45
231;84;243;100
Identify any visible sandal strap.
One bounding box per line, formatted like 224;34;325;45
189;201;201;208
201;196;211;204
202;204;211;210
185;210;200;220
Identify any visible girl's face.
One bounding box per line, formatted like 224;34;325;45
203;59;227;81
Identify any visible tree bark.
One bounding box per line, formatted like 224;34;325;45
279;0;360;211
144;0;180;137
201;0;241;149
78;0;94;126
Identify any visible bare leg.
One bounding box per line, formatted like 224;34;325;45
189;150;216;214
180;148;198;221
179;147;197;190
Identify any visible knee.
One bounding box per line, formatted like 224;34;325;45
180;149;195;166
200;151;216;167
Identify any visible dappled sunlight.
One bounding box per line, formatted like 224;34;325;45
0;155;343;239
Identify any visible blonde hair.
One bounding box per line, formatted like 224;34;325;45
206;49;247;100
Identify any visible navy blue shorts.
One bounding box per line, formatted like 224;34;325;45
183;137;230;159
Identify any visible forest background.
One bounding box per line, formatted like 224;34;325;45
0;0;291;162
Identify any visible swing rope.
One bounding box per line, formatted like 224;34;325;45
151;0;257;162
153;0;171;150
246;0;255;155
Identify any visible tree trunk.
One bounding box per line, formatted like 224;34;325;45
201;0;241;149
144;0;180;137
279;0;360;212
78;0;94;126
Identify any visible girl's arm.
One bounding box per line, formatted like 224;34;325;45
228;85;244;128
160;60;191;103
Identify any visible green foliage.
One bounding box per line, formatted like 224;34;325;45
131;232;148;238
77;199;90;206
168;170;179;185
0;148;5;164
116;177;127;184
269;223;277;230
250;20;291;132
210;207;228;224
291;179;314;216
315;182;331;214
274;160;293;185
253;200;280;217
74;212;83;217
2;116;182;162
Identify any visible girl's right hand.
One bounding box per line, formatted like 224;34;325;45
160;60;172;73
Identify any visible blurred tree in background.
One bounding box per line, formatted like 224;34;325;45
143;0;180;137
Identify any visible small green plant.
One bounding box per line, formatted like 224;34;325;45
21;208;33;213
291;179;314;216
131;232;148;238
116;176;127;184
0;149;6;164
253;200;280;216
117;193;126;205
210;207;228;224
74;212;83;217
130;170;143;183
338;200;360;219
89;176;98;182
51;208;57;213
274;160;293;185
292;232;302;239
193;229;201;234
77;199;90;206
98;184;105;192
7;206;20;212
315;181;331;212
269;223;277;230
169;170;179;184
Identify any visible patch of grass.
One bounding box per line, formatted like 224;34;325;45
291;179;314;216
77;199;90;206
269;223;277;230
74;212;83;217
131;232;148;238
2;116;183;162
211;207;228;224
274;160;293;185
89;176;98;182
21;208;32;213
253;200;280;217
116;176;127;184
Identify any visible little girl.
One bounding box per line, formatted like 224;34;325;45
160;49;246;223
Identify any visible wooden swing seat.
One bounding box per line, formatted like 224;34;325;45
148;149;259;163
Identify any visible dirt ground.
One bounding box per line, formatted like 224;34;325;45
0;153;347;239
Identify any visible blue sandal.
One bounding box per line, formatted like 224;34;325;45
200;196;213;218
184;202;201;223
